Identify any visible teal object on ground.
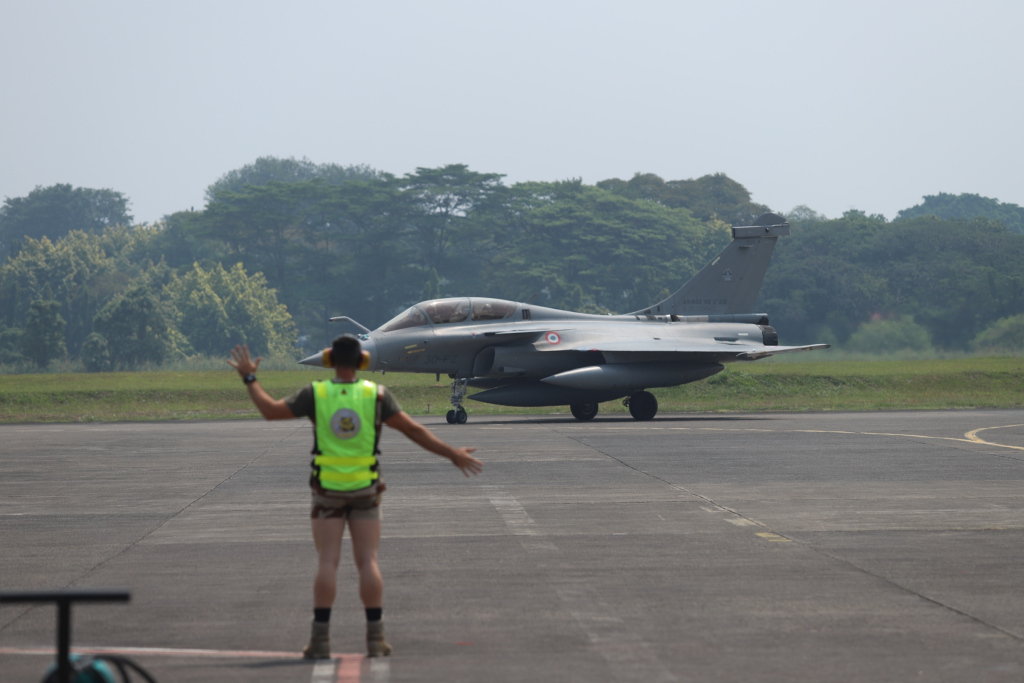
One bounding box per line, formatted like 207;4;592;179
43;654;117;683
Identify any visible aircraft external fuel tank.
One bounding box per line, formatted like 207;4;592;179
540;362;723;392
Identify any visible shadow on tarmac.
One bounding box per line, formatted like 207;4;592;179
428;414;775;427
234;659;320;669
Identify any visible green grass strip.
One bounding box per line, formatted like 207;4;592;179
1;357;1022;423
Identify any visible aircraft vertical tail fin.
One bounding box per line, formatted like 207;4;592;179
631;213;789;317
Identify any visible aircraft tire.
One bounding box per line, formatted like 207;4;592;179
456;407;468;424
628;391;658;421
570;403;599;421
446;410;456;424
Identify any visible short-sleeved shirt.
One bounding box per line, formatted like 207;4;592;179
285;379;402;425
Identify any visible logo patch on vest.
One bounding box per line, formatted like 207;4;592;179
329;408;362;439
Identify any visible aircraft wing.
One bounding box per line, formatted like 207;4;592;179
734;344;830;359
576;339;829;360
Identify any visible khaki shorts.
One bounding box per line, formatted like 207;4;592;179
310;478;382;521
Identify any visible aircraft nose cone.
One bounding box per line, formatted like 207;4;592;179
298;350;329;368
297;337;378;371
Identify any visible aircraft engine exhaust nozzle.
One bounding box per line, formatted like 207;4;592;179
541;362;723;392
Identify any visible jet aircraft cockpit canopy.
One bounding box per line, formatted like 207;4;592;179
470;298;516;321
378;298;518;333
422;298;471;324
379;305;428;333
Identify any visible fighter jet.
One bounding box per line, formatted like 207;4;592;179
300;213;828;423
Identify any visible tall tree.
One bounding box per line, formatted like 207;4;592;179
123;211;212;271
0;324;23;364
163;262;296;357
597;172;770;225
486;181;726;313
0;231;127;355
311;178;419;335
199;181;311;306
760;211;1024;349
399;165;507;276
0;184;132;260
21;299;67;367
91;285;170;369
896;192;1024;235
205;156;380;204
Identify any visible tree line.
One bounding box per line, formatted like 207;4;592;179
2;156;1023;370
0;226;295;369
763;208;1024;351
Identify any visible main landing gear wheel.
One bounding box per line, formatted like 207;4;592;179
570;403;599;421
446;410;456;424
626;391;658;421
455;407;468;424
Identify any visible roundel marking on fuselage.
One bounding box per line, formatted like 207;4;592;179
546;332;561;345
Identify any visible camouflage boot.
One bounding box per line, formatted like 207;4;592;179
366;620;392;657
302;619;331;659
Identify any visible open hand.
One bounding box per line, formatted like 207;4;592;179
450;447;483;477
227;345;262;378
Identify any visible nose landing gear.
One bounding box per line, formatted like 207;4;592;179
446;378;469;424
446;406;468;424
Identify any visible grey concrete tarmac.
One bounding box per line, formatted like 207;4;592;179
3;409;1024;682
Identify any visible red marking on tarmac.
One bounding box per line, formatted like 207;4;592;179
337;655;362;682
0;646;365;662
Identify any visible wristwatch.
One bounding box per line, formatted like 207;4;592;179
242;373;257;385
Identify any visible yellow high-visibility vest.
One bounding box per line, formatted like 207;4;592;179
312;379;380;491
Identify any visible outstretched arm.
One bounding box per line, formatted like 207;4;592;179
384;411;482;477
227;345;295;420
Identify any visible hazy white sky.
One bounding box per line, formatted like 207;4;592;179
2;0;1022;223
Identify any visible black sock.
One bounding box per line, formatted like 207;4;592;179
365;607;382;622
314;607;331;623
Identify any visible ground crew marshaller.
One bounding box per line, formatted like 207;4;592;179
228;335;482;658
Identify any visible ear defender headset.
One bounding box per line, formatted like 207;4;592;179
320;348;371;370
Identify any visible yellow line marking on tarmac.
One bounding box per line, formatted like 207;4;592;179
964;425;1024;451
756;532;793;542
664;425;1024;452
563;427;645;431
667;426;974;443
